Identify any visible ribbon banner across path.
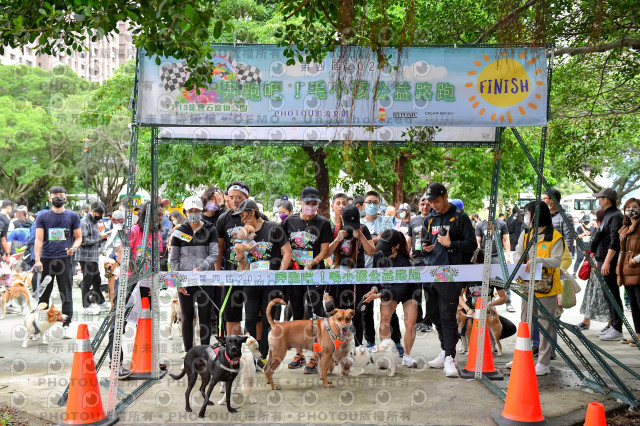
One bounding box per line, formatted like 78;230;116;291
137;45;548;128
161;263;541;288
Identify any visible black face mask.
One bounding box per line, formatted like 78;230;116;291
92;215;103;222
51;197;65;208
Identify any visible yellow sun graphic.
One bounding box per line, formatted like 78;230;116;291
465;51;544;123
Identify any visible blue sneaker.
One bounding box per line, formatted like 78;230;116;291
366;341;376;349
396;343;404;357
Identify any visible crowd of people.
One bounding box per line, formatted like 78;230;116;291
1;183;638;378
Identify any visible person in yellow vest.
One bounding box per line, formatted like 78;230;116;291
510;201;564;376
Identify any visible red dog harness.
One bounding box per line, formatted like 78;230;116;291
205;345;240;372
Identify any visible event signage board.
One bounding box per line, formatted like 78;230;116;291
137;45;548;128
161;263;541;288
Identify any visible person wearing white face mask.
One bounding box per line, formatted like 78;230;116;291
395;203;412;236
170;196;219;356
590;188;625;341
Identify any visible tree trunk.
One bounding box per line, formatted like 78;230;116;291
302;146;331;218
392;150;413;207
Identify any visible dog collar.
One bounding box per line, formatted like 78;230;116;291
207;345;240;372
323;317;343;351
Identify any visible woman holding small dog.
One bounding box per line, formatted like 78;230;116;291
511;201;564;376
363;229;420;368
170;196;219;354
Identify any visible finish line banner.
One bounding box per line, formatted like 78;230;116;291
161;264;541;288
137;45;548;128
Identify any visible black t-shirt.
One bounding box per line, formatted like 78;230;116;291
0;214;9;242
332;225;372;269
407;215;427;260
372;251;411;269
465;284;497;309
475;219;509;256
202;210;223;226
215;209;246;269
247;221;288;270
282;213;332;269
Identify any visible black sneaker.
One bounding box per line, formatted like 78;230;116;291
420;324;433;333
303;357;318;374
288;354;306;369
576;322;590;330
255;358;266;372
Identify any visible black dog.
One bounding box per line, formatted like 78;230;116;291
170;335;248;416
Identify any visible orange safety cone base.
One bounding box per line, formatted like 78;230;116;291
491;413;549;426
119;368;167;381
460;368;503;380
59;416;119;426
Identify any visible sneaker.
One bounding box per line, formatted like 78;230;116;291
5;305;21;314
118;368;133;379
532;345;539;356
255;358;266;372
443;356;459;377
395;343;405;357
597;325;611;336
535;363;551;376
506;361;513;369
303;358;318;374
506;303;516;313
288;354;306;369
82;306;100;315
402;355;418;368
420;324;433;333
576;322;590;330
366;341;376;349
62;326;72;339
98;302;111;312
599;328;623;341
428;350;446;369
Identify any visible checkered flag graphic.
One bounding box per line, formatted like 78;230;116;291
232;61;263;85
160;61;188;92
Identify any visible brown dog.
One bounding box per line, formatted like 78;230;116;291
0;280;32;319
264;298;354;389
457;305;503;356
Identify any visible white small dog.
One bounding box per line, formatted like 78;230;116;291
351;338;398;376
218;334;262;405
22;302;68;348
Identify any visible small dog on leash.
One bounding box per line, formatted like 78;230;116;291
457;305;504;356
22;302;68;348
351;338;399;376
170;335;248;416
169;292;183;339
0;280;32;319
218;334;262;405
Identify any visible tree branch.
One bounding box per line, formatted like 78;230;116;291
474;0;540;44
552;37;640;57
579;170;602;192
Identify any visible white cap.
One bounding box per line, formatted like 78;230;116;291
183;196;203;211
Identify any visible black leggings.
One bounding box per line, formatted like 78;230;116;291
244;286;283;358
177;286;216;352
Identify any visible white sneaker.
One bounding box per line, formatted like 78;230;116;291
505;361;513;369
402;355;418;368
443;356;459;378
599;328;623;341
82;306;100;315
535;363;551;376
5;305;21;314
62;326;72;340
597;325;611;336
427;350;446;369
98;302;111;312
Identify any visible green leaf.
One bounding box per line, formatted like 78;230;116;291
213;20;222;39
155;56;161;65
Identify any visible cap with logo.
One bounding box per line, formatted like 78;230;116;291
426;182;447;201
232;199;259;216
300;187;321;203
341;205;361;231
583;214;591;223
397;203;411;212
183;196;204;211
375;229;404;253
592;188;618;201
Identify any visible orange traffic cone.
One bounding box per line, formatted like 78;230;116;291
121;297;167;380
584;402;607;426
459;297;503;380
492;322;548;425
59;324;118;426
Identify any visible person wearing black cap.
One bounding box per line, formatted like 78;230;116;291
282;186;333;374
234;199;292;363
327;204;376;346
591;187;625;341
362;229;420;368
214;181;267;337
421;182;476;378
